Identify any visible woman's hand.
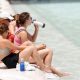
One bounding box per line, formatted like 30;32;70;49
34;23;39;31
37;43;46;50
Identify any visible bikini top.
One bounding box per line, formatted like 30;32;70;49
14;27;26;46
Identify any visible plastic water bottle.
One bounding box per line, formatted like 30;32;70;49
32;19;45;28
20;58;25;71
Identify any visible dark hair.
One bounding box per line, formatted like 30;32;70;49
0;18;10;26
13;14;20;20
0;23;9;34
16;12;30;27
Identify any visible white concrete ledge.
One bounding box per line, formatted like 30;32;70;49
0;0;15;16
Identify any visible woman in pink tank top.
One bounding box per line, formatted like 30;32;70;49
14;27;26;46
14;12;70;77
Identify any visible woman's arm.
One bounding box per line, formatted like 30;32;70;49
19;31;29;43
36;44;46;50
9;21;16;35
5;40;27;51
27;24;39;42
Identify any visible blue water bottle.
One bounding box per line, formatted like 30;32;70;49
20;58;25;71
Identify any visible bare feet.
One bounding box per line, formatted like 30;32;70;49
50;66;71;77
57;72;71;77
40;65;52;73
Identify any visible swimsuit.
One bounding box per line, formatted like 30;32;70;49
14;27;26;46
2;53;19;68
0;47;19;68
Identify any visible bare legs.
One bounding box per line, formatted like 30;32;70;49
37;48;70;77
19;45;50;72
19;46;34;61
20;43;70;77
38;48;53;67
50;66;70;77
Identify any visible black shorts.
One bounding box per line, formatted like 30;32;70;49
1;53;19;68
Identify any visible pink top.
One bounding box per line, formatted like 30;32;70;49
14;27;26;46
